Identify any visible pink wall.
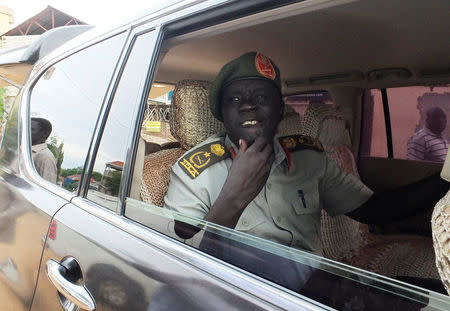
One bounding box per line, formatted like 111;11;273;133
369;86;450;159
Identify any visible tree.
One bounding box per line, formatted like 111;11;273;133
61;167;83;178
92;171;103;182
103;170;122;196
47;136;64;177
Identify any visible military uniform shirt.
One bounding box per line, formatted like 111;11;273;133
164;133;373;254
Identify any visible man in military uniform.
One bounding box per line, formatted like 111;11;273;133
164;52;448;255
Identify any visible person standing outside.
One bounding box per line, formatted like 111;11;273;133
31;117;57;183
407;107;448;162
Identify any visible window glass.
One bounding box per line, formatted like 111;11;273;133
390;86;450;162
124;72;447;306
29;33;126;191
284;90;333;117
126;199;446;310
87;30;158;210
140;83;177;156
361;86;450;162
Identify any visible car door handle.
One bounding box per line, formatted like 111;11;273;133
46;259;96;311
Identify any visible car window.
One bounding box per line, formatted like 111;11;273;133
361;86;450;162
119;64;447;311
105;7;450;308
29;33;127;192
284;90;333;117
86;30;158;211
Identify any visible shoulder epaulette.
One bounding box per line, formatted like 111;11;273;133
178;141;230;179
279;135;324;153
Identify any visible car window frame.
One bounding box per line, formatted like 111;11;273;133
76;24;163;215
20;29;130;202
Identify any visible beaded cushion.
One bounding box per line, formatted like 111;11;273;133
432;190;450;294
299;103;440;283
170;80;225;150
299;102;366;260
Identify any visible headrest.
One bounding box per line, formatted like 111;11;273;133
277;105;303;136
170;80;225;150
299;102;347;147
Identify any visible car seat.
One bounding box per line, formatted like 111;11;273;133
298;102;367;260
432;153;450;294
299;102;440;281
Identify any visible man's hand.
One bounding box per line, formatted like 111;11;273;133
174;137;274;239
204;137;274;228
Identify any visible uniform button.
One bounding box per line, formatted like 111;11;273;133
267;183;272;190
276;216;281;223
242;219;249;226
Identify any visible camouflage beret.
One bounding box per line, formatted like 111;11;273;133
209;52;281;121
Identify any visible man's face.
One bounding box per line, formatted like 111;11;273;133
31;119;43;145
427;108;447;135
221;79;283;146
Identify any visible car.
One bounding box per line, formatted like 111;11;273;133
0;0;450;310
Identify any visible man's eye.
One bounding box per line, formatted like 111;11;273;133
231;97;240;103
255;95;266;103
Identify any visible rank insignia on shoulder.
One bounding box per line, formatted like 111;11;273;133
178;141;230;179
279;135;324;153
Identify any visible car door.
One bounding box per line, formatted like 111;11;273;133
0;28;126;311
0;109;70;311
28;17;331;310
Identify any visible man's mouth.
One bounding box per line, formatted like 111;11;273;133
241;120;260;126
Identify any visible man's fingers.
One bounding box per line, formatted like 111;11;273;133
248;137;267;152
238;139;248;153
261;143;274;158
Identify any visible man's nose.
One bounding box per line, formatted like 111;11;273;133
239;97;256;111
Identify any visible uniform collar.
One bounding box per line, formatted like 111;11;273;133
224;135;288;169
32;143;47;153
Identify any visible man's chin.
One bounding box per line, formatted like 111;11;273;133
241;133;275;146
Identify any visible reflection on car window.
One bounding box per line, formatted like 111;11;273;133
29;33;126;191
126;198;446;311
361;85;450;162
141;84;177;154
87;30;157;210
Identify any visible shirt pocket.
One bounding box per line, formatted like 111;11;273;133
290;181;320;215
235;204;266;232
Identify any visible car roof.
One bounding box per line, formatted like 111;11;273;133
155;0;450;93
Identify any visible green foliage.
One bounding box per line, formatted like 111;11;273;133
61;166;83;178
92;171;103;182
63;181;79;192
102;170;122;196
47;136;64;177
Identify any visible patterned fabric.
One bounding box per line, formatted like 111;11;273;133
432;190;450;294
299;103;368;261
300;103;440;282
407;128;448;162
170;80;225;150
140;148;185;206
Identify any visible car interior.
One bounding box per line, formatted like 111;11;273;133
119;0;450;297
